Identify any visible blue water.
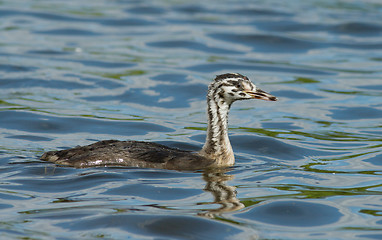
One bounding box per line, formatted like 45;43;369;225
1;0;382;239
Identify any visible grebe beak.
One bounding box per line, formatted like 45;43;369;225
245;88;277;101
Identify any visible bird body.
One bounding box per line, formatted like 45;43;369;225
41;73;277;170
41;140;213;170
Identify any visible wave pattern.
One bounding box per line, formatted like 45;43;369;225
0;0;382;239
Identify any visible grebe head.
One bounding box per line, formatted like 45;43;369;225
211;73;277;105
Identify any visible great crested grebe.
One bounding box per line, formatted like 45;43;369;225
41;73;277;170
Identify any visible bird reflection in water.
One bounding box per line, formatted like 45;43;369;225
199;169;244;218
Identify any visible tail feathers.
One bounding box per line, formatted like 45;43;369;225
40;151;60;162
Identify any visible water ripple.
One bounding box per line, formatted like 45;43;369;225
209;33;321;53
0;111;172;135
0;0;381;239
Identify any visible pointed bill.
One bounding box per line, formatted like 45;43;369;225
245;88;277;101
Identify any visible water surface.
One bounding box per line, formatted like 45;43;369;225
1;0;382;239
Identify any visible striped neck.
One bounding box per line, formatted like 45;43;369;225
200;87;234;166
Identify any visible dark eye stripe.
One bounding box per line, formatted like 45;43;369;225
227;80;239;85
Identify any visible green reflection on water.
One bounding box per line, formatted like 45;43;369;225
302;161;382;175
0;99;19;107
238;126;377;142
88;69;146;79
359;209;382;217
239;183;382;206
321;89;364;95
278;77;320;84
184;126;206;131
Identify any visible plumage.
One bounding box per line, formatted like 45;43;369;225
41;73;277;170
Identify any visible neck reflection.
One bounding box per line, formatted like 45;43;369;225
199;168;244;218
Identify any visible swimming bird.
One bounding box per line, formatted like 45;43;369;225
40;73;277;170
